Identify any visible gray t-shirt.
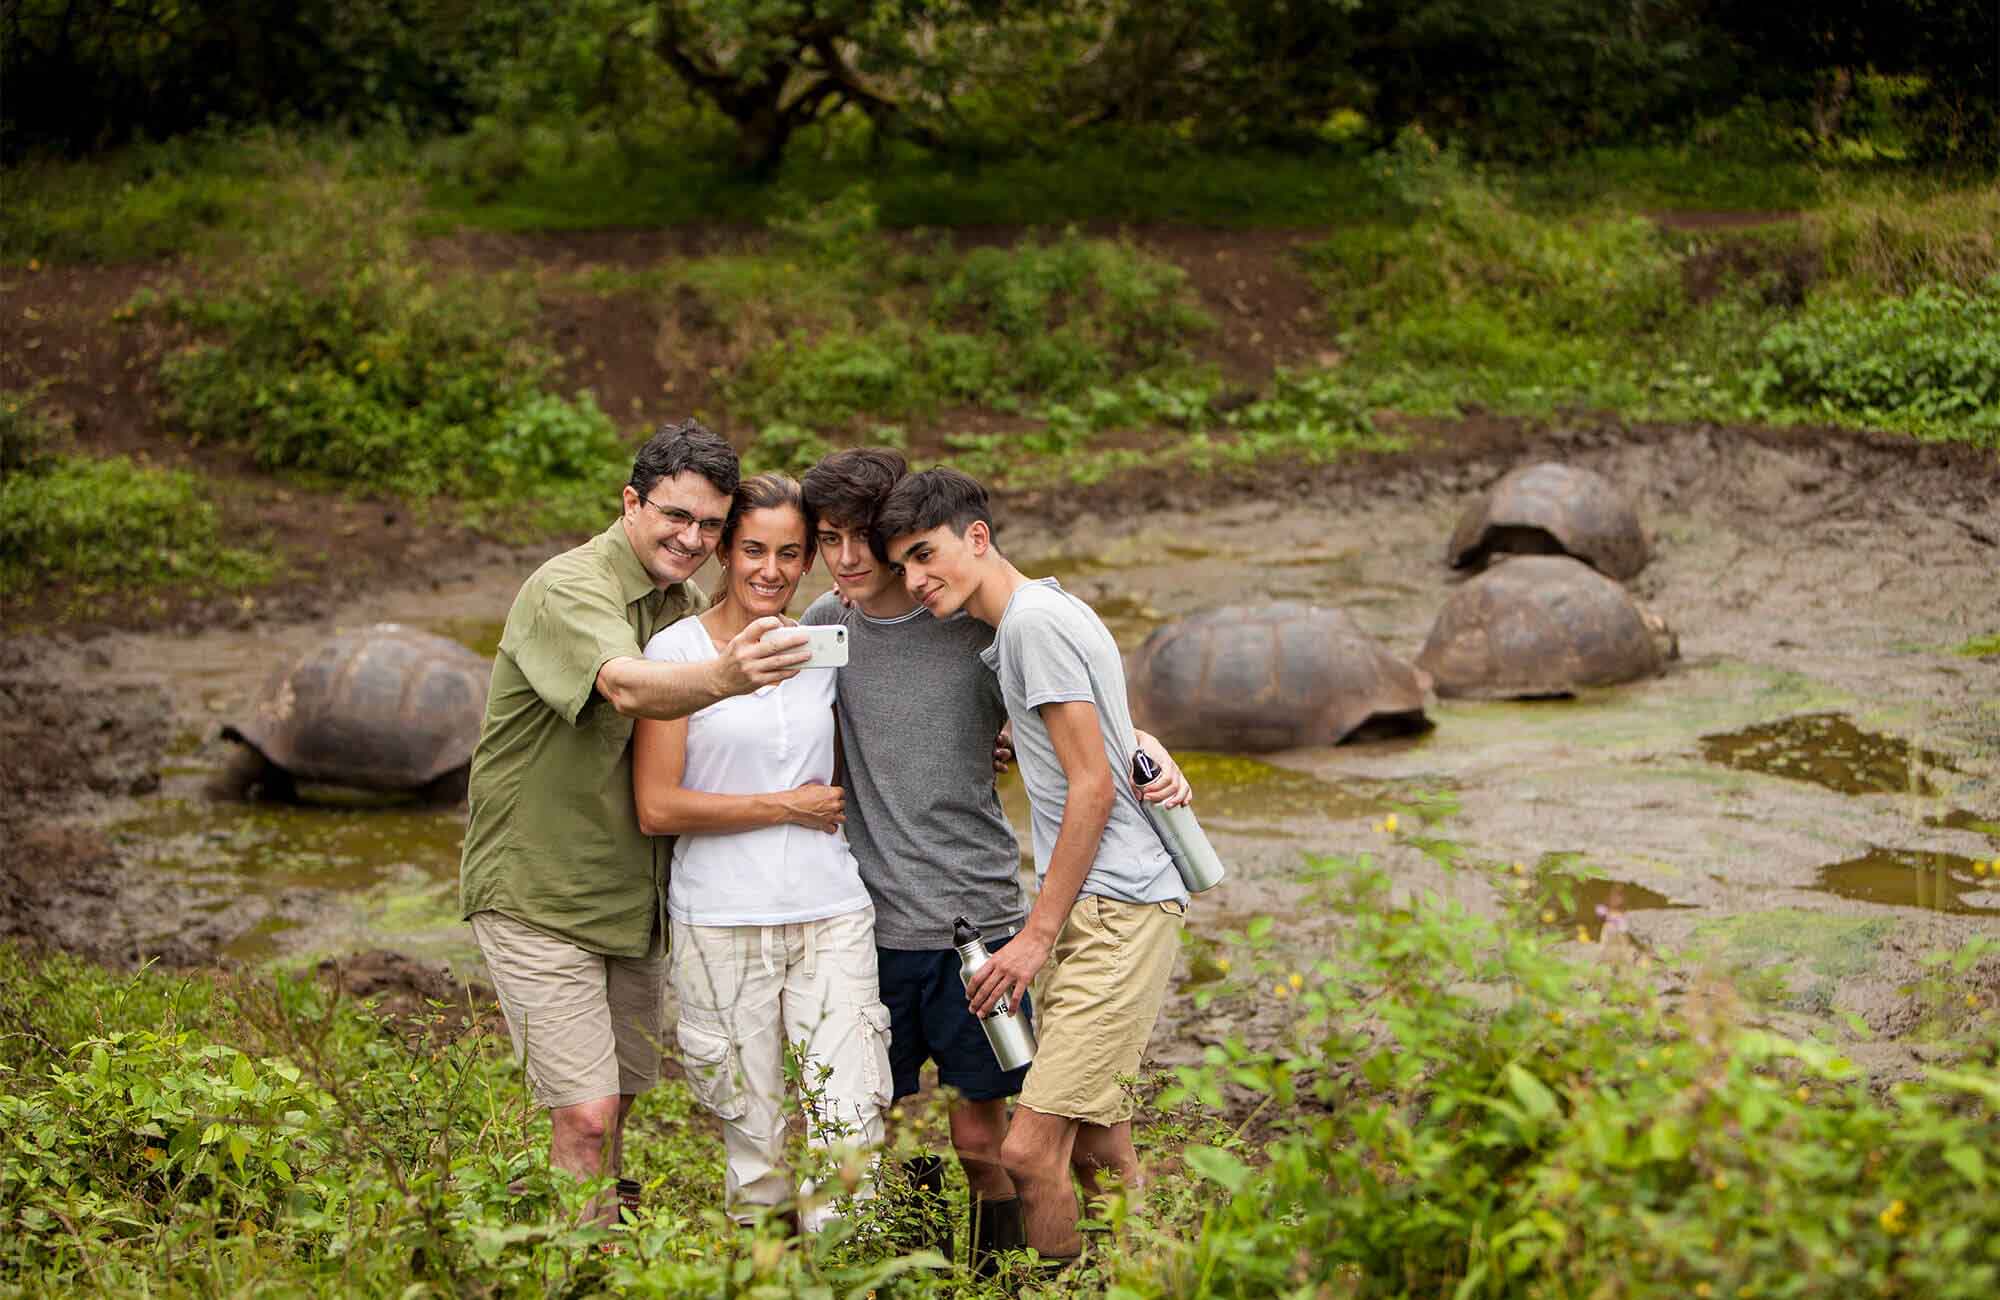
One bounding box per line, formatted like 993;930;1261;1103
803;592;1027;948
979;579;1185;906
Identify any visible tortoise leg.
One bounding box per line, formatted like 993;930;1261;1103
419;765;471;806
213;746;299;802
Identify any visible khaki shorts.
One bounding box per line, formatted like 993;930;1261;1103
470;910;667;1110
1018;894;1187;1126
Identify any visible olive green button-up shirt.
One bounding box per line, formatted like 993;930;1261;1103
459;519;707;958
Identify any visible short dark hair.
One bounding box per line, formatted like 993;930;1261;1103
801;447;908;559
872;467;993;556
630;419;738;499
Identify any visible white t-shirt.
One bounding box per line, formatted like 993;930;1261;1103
643;614;870;926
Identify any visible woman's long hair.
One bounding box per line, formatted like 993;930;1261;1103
708;472;817;607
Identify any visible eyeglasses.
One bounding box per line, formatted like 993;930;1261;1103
636;495;727;537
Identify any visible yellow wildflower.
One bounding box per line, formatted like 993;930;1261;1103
1384;813;1398;833
1635;1057;1650;1071
1272;982;1290;1000
1711;1174;1729;1191
1967;993;1981;1010
1878;1199;1908;1233
1511;861;1527;876
1576;925;1592;943
1288;972;1304;992
1974;859;1989;877
1695;1285;1713;1299
1541;910;1557;925
1548;1011;1564;1026
1215;957;1231;974
1795;1085;1811;1103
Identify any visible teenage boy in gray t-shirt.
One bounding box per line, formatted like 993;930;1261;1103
799;449;1186;1272
876;466;1192;1267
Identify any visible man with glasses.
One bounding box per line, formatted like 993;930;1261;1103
460;420;811;1222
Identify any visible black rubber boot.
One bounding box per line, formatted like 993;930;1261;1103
968;1194;1025;1278
615;1178;642;1223
898;1155;954;1259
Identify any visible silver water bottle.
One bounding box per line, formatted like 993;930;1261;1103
952;917;1037;1071
1132;750;1227;893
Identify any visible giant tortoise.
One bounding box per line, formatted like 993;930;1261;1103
1128;604;1432;752
221;623;491;803
1447;462;1649;580
1416;555;1674;699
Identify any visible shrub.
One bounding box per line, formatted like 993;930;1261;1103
155;196;623;506
0;454;269;598
1748;278;2000;439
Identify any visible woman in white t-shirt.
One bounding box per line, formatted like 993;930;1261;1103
633;472;888;1232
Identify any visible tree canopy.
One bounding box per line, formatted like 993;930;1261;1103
3;0;1992;163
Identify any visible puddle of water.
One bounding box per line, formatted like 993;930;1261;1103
427;617;506;659
1700;713;1958;797
1176;753;1384;828
1811;848;1997;914
998;751;1384;851
1558;878;1689;940
112;796;464;897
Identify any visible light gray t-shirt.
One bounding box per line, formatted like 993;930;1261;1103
803;592;1027;948
979;578;1185;906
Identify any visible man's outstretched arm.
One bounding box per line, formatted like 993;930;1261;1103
596;617;811;720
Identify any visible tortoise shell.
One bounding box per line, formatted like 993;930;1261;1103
1447;462;1649;580
1128;603;1431;752
1416;555;1668;699
222;624;492;793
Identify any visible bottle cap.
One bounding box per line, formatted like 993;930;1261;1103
952;916;981;947
1132;749;1162;783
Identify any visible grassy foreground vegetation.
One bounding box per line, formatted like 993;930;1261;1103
5;809;1996;1298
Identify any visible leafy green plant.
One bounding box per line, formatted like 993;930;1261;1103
1117;807;2000;1299
0;454;270;598
154;193;625;508
1747;278;2000;439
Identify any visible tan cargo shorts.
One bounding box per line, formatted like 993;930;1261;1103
470;910;667;1110
1018;893;1187;1126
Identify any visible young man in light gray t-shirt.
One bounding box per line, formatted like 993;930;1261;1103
800;449;1186;1272
877;466;1192;1267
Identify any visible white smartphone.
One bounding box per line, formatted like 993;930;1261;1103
764;624;848;669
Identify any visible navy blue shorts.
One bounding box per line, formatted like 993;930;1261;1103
878;934;1033;1103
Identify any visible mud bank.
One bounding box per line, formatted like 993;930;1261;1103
2;420;1995;1066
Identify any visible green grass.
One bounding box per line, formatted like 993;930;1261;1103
5;122;1854;270
1304;141;2000;447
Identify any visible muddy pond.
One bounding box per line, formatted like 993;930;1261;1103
7;427;1997;1073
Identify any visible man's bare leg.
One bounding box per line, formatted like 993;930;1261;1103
999;1105;1084;1258
1069;1120;1139;1202
549;1093;632;1224
949;1097;1014;1199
